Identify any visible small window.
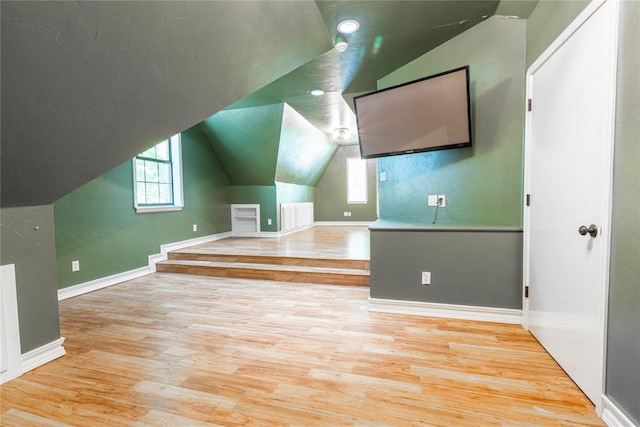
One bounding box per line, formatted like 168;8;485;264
133;134;183;213
347;157;367;204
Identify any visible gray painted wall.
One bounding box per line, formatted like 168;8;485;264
0;205;60;353
370;226;522;309
1;1;331;207
315;145;378;222
605;1;640;423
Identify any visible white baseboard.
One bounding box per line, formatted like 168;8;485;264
368;298;523;325
602;396;637;427
58;231;232;301
58;265;152;301
258;231;282;238
314;221;374;227
158;232;232;256
21;337;65;374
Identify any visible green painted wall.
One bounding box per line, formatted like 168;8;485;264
203;102;337;232
276;104;336;186
275;182;314;205
525;0;590;67
0;205;60;353
376;16;526;226
54;126;231;289
200;104;283;186
230;186;277;233
315;145;378;222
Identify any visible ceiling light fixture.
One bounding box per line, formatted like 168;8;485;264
337;19;360;34
310;89;325;96
331;127;352;145
335;35;348;52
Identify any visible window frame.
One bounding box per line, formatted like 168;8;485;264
132;134;183;213
347;157;368;204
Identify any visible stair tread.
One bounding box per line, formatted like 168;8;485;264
157;259;369;276
169;251;367;263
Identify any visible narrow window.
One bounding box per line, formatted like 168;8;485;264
133;134;183;213
347;157;367;204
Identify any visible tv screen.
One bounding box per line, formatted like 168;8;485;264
354;66;472;159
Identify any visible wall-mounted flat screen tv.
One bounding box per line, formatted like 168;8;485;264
354;66;472;159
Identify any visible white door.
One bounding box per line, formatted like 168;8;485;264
523;0;618;410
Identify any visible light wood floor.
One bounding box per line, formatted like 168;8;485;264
181;226;371;261
1;227;602;426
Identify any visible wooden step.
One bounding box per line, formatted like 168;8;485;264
167;251;370;270
156;259;369;287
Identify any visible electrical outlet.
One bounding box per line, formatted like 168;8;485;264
380;172;387;182
421;271;431;285
192;224;197;232
428;195;438;206
437;195;446;207
267;218;272;225
344;211;351;217
72;260;80;272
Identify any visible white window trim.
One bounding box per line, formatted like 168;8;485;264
133;134;183;213
347;157;368;204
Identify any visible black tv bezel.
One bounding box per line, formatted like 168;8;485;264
354;65;473;160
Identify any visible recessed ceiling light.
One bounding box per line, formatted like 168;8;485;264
334;35;348;52
337;19;359;34
310;89;325;96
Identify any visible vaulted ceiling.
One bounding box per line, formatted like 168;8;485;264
0;1;538;208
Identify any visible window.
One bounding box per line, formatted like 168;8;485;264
347;157;367;204
133;134;183;213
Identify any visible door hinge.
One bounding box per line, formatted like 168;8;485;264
526;194;531;206
525;286;529;298
528;99;532;111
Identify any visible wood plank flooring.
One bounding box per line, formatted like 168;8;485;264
156;226;371;286
1;227;602;426
174;226;371;261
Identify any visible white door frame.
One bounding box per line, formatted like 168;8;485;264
522;0;618;414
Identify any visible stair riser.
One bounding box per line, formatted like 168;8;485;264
167;253;369;270
156;264;369;287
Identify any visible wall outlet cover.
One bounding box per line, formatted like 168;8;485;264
437;195;446;207
71;260;80;272
380;172;387;182
428;195;438;206
421;271;431;285
193;224;198;232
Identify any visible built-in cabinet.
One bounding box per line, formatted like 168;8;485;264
281;202;314;233
231;204;260;236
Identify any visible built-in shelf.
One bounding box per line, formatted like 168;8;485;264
231;204;260;236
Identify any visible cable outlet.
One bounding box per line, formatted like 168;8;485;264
437;195;446;207
193;224;197;232
421;271;431;285
72;260;80;272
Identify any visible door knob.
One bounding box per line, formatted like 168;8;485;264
578;224;598;238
